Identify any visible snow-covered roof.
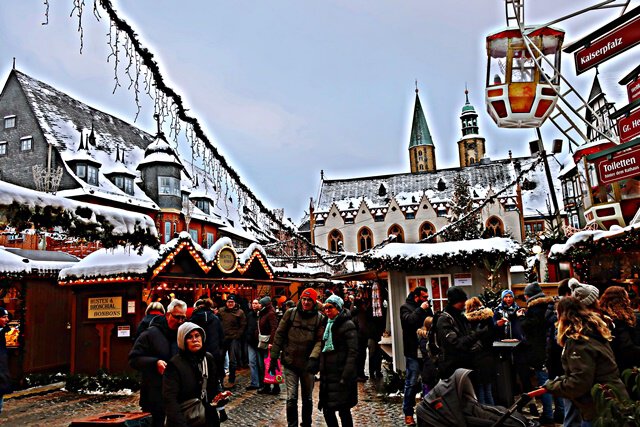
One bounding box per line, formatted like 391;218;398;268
0;179;157;236
317;156;564;218
549;223;640;258
366;237;522;261
0;247;79;276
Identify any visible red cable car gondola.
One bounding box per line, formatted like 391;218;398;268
485;26;565;128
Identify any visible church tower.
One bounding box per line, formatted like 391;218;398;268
457;88;486;167
408;87;436;173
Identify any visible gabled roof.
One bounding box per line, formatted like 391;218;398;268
315;156;564;217
408;91;434;148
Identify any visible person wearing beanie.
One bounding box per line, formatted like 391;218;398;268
163;322;223;426
400;286;434;426
245;299;262;392
218;294;246;389
270;288;324;427
521;285;558;425
0;307;11;414
318;294;358;427
568;279;600;308
435;287;487;382
130;299;188;426
257;295;279;395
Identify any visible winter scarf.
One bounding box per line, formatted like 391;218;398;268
323;317;336;352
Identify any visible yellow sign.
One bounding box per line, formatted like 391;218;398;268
217;247;237;274
88;296;123;319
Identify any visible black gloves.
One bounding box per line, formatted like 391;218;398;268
306;358;320;374
269;358;278;376
476;325;490;337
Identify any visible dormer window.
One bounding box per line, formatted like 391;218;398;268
195;199;210;214
4;116;16;129
158;176;180;196
114;175;134;195
20;137;32;151
76;163;98;185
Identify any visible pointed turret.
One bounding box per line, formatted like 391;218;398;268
585;73;617;142
457;87;486;168
408;85;436;173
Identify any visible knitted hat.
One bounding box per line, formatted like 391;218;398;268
0;307;8;317
501;289;515;300
226;294;236;302
524;282;543;298
568;278;599;307
300;288;318;303
259;296;271;306
325;294;344;310
447;286;468;305
177;322;206;351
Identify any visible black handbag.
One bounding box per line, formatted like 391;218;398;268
170;359;208;426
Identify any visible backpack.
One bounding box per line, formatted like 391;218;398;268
427;310;453;360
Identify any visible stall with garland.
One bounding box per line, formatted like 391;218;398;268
362;237;526;370
0;248;79;386
58;232;283;374
549;223;640;294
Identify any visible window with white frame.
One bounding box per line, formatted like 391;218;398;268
0;141;6;156
189;229;198;243
407;275;451;312
20;137;32;151
158;176;181;196
113;175;134;195
76;164;87;178
206;233;214;248
87;165;98;185
164;221;172;243
4;116;15;129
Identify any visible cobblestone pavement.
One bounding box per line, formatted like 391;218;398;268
0;368;406;426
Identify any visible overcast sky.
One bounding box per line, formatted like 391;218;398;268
1;1;639;222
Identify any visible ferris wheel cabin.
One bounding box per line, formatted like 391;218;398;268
485;26;565;128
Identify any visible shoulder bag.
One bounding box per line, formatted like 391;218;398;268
257;317;270;350
168;358;208;427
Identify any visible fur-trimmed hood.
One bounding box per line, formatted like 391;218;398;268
465;307;494;322
526;295;554;309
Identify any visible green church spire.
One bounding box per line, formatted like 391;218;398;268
409;87;434;148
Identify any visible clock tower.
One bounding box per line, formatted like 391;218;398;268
457;88;486;168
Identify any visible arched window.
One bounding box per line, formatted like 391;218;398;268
388;224;404;243
419;164;424;171
418;150;424;162
328;229;343;252
419;221;436;240
357;227;374;252
485;216;504;237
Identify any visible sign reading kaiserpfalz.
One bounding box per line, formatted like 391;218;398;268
574;15;640;75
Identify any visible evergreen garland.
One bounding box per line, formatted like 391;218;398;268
1;201;159;253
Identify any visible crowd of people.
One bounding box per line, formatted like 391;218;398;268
400;279;640;427
127;278;639;427
128;286;386;427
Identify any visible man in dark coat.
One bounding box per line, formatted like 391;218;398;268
436;287;486;380
218;294;247;389
521;282;557;426
270;288;324;427
190;298;224;386
0;307;11;414
399;286;433;426
129;299;187;427
245;298;261;391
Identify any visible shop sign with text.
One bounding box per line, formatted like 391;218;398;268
88;296;123;319
574;15;640;74
596;146;640;185
628;76;640;103
618;107;640;143
216;247;238;274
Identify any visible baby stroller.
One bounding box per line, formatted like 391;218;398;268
415;368;541;427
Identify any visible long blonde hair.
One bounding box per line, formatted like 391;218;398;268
417;316;433;339
556;297;612;346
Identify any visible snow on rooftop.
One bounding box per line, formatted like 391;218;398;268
0;180;157;236
0;247;79;275
366;237;522;261
549;223;640;257
59;245;160;279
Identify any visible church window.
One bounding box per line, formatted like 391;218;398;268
328;229;343;252
469;157;476;164
388;224;404;242
485;216;504;237
419;222;436;240
357;227;373;252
